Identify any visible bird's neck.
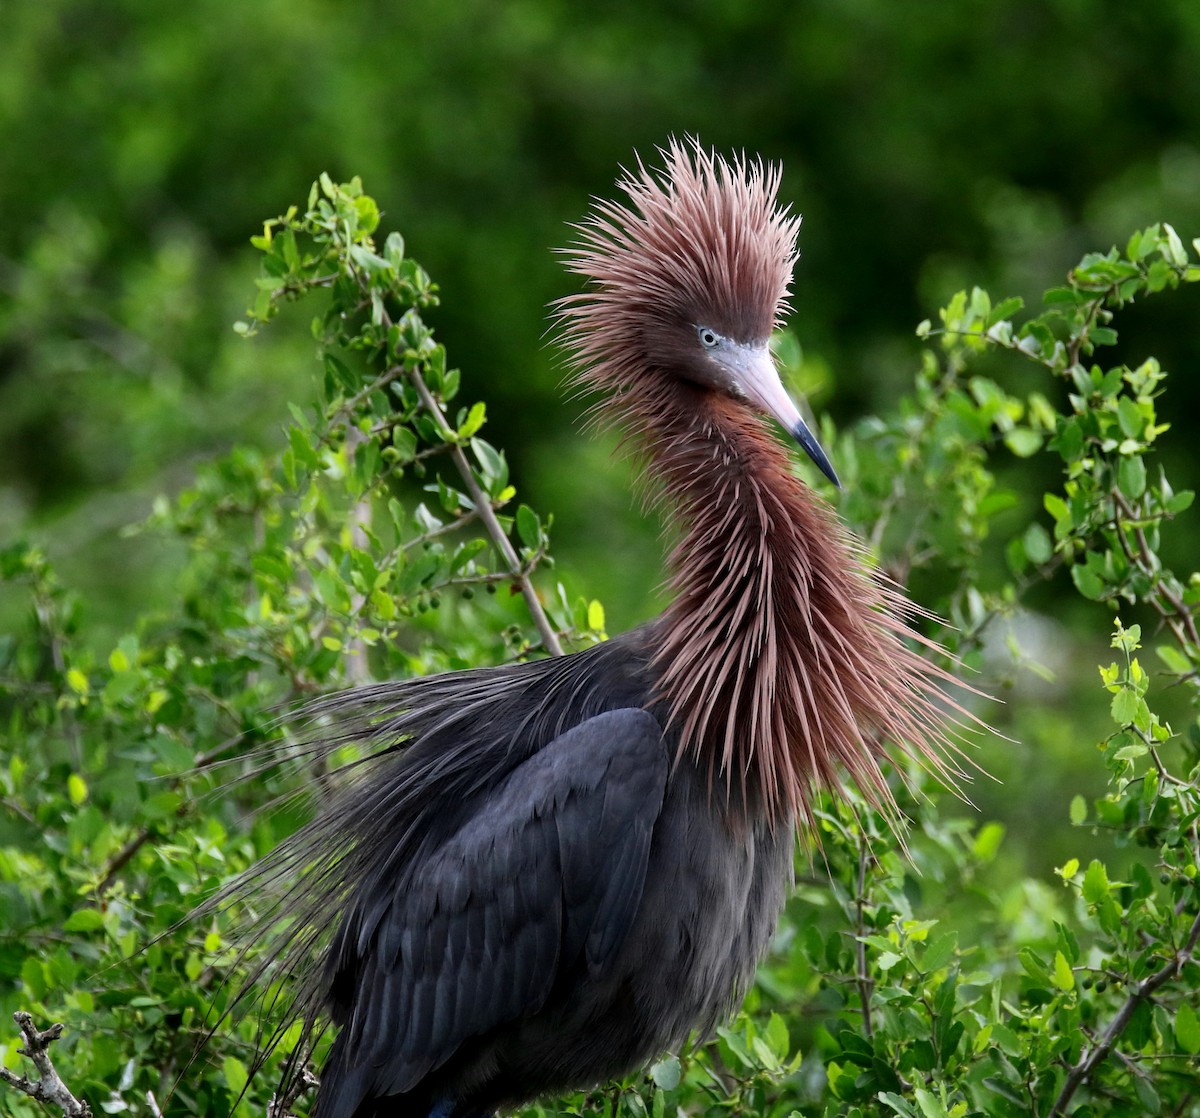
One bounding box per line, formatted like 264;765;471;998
633;381;960;826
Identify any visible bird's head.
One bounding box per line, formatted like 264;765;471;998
557;138;839;486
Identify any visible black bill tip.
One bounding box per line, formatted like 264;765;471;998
792;418;841;489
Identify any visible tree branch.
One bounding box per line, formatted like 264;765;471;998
1049;905;1200;1116
853;838;875;1039
0;1013;92;1118
267;1067;318;1118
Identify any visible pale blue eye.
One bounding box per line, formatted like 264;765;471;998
697;326;721;349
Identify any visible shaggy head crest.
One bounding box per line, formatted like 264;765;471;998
557;139;801;397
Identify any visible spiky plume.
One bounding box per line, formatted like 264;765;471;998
558;139;800;400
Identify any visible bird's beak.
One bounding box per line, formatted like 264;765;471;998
724;343;841;488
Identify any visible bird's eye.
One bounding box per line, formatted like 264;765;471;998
697;326;721;349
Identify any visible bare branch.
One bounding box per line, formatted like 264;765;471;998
267;1066;318;1118
0;1012;92;1118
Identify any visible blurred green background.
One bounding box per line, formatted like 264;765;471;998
3;0;1200;874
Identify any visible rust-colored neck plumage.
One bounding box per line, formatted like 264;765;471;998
631;379;965;824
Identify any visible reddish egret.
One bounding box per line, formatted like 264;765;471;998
232;140;967;1118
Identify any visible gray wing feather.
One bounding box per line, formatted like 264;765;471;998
321;707;667;1111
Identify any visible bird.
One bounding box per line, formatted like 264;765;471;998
225;139;970;1118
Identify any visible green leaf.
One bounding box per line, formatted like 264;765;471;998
1003;427;1042;457
921;931;958;973
1110;687;1140;725
1134;1075;1162;1116
1176;1003;1200;1055
288;424;319;470
973;821;1005;861
750;1035;781;1069
458;401;486;440
878;1093;918;1117
914;1088;948;1118
391;426;419;463
989;1024;1023;1057
1156;643;1192;674
1166;489;1194;514
1117;454;1146;499
314;568;352;614
716;1025;754;1069
986;295;1025;326
1117;396;1143;438
1044;285;1083;305
1081;860;1110;904
1023;523;1052;566
1019;947;1050;983
587;599;606;632
649;1056;681;1090
1163;222;1187;266
223;1055;249;1098
471;438;508;493
1043;492;1069;522
516;505;540;549
1051;950;1075;991
62;909;104;933
764;1012;791;1061
142;790;182;820
1069;795;1087;825
1071;563;1105;601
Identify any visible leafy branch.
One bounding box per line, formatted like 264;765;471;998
238;174;568;657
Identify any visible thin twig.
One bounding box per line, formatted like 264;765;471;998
345;258;565;658
867;363;960;557
92;727;283;897
342;424;374;686
1111;488;1200;647
1;795;38;826
403;365;563;656
853;838;875;1039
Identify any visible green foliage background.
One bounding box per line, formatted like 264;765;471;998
2;3;1200;1116
5;0;1200;632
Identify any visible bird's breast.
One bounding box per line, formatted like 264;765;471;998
620;759;794;1041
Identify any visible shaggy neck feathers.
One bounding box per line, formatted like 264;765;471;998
633;381;964;825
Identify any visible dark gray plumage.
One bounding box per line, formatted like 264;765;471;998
299;629;789;1118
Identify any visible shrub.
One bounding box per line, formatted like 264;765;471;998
2;179;1198;1118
